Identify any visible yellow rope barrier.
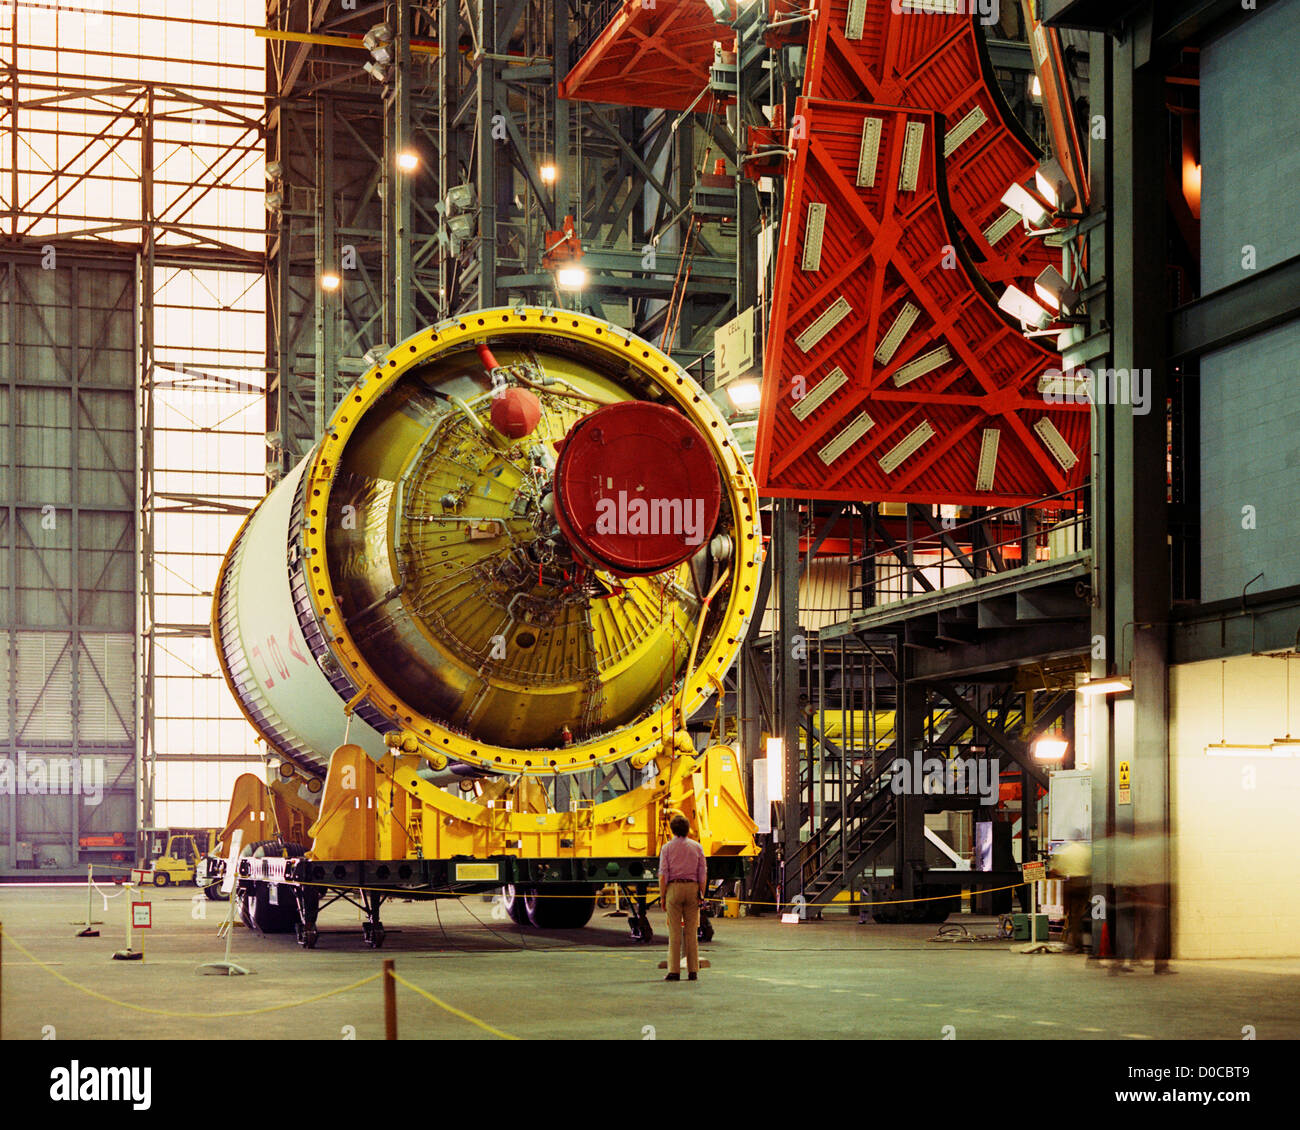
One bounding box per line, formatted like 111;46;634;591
388;970;518;1040
276;876;1031;907
0;924;380;1019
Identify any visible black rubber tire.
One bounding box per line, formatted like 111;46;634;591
525;883;597;929
153;872;170;887
202;881;227;901
236;886;255;930
501;885;532;926
245;882;296;934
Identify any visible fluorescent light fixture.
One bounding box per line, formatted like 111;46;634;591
997;285;1052;329
983;207;1021;246
320;271;341;291
801;202;826;272
766;737;784;803
1036;157;1077;212
555;265;588;290
1033;266;1079;313
898;121;925;192
791;366;847;421
1271;736;1300;751
726;379;762;411
1206;743;1289;758
857;118;883;187
878;419;935;474
795;296;852;352
846;0;867;40
1000;182;1050;227
818;412;875;465
943;106;986;157
1077;676;1131;697
1034;417;1078;471
539;163;558;184
975;428;1000;492
874;302;920;364
396;150;419;172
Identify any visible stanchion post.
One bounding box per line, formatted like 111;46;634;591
75;865;101;936
383;958;397;1040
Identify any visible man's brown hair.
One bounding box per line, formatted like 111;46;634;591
670;815;689;837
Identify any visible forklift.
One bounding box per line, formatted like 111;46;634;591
138;828;217;887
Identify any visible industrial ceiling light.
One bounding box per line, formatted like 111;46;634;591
444;184;476;213
1030;74;1043;100
725;378;762;411
265;160;283;180
1035;157;1077;212
1000;182;1050;227
396;149;419;173
363;345;390;368
363;60;390;82
1033;734;1069;761
1033;266;1080;314
320;271;341;291
997;285;1052;330
264;189;283;212
539;163;558;184
555;265;588;290
447;213;476;239
1077;676;1132;697
1272;655;1300;750
363;22;394;65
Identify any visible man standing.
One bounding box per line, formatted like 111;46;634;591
658;814;707;982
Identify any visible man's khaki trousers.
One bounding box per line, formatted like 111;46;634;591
664;881;700;975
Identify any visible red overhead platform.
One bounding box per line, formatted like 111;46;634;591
800;1;1055;290
752;99;1087;506
559;0;730;112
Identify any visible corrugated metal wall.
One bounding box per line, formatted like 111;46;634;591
0;253;137;873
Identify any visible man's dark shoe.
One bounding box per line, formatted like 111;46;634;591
664;973;680;981
687;972;698;981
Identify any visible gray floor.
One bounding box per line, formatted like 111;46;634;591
1;887;1297;1040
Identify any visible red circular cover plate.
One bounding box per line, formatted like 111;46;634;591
553;401;722;577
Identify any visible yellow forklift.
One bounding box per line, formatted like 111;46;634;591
139;828;218;887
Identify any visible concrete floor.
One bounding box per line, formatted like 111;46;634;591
1;886;1297;1040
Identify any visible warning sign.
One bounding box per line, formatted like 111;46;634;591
131;902;152;929
1117;759;1131;806
1023;861;1047;884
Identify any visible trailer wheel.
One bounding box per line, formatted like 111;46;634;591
245;882;296;934
525;884;596;929
202;882;227;901
501;885;532;926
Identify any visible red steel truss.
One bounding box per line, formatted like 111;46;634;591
558;0;730;112
800;0;1055;290
752;99;1087;505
